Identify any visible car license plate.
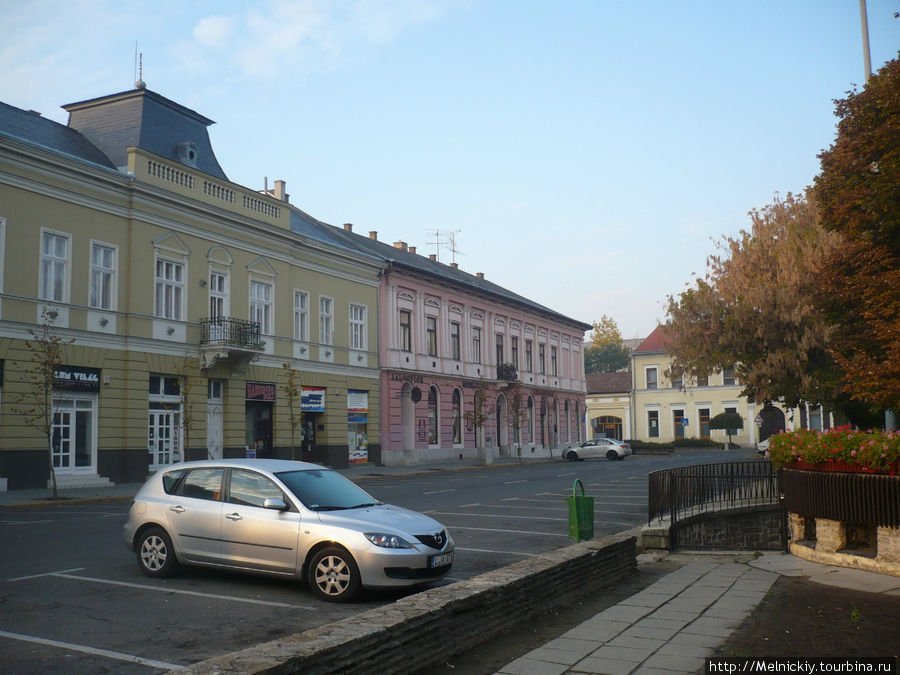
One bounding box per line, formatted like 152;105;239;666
429;551;454;568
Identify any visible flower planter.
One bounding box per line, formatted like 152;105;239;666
787;459;899;476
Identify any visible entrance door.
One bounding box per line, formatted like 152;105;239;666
699;408;711;440
148;408;181;470
51;397;95;472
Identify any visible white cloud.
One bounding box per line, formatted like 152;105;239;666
193;15;238;50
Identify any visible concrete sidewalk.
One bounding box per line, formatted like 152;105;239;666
495;552;900;675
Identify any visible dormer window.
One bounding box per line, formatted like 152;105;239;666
175;141;199;168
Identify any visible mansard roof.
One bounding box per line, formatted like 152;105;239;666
62;87;227;179
0;100;116;170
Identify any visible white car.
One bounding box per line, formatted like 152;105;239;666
565;438;632;462
123;459;454;602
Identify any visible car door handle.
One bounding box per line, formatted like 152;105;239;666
169;505;185;513
225;512;243;521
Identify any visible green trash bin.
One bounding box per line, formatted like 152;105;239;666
566;479;594;542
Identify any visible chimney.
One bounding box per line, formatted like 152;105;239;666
343;223;353;232
429;254;437;261
369;231;378;240
450;262;459;269
393;241;408;252
274;180;288;202
408;246;416;255
476;272;484;279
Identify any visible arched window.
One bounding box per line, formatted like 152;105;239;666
527;396;534;444
452;389;462;444
428;386;439;445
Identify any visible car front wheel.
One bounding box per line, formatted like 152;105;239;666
308;546;361;602
566;450;579;462
607;450;619;461
136;527;179;578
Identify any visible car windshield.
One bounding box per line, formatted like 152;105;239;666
276;469;382;511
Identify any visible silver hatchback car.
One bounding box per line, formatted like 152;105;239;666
123;459;454;602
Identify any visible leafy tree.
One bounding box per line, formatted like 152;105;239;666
665;192;844;410
584;342;631;374
709;411;743;446
282;362;301;460
814;56;900;411
12;308;74;498
505;383;527;456
584;315;630;373
175;355;202;460
463;381;490;449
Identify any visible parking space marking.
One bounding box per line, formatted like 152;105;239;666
449;525;569;538
504;480;527;484
456;547;538;557
50;573;315;609
459;503;482;507
0;629;184;670
0;519;54;526
8;567;85;582
434;511;566;522
423;489;455;495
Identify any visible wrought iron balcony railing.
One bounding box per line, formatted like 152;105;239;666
497;363;518;381
199;317;262;350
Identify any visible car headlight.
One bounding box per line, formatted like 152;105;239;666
364;533;412;549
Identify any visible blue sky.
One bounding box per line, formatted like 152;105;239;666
1;1;897;339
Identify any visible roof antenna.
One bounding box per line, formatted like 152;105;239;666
134;44;146;89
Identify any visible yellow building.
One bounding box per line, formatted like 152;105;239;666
584;326;833;447
0;87;382;489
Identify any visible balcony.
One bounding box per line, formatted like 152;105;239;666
199;317;263;368
497;363;518;382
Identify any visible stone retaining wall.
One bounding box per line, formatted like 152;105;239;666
673;504;785;551
172;533;636;674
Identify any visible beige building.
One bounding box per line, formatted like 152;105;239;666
585;326;833;446
0;87;382;489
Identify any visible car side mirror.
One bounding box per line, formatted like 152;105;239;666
263;497;288;511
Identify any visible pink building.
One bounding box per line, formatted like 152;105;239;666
344;232;591;464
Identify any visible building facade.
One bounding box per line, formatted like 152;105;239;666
285;230;592;465
604;325;834;446
0;88;382;489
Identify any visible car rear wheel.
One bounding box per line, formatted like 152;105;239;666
566;450;579;462
606;450;619;461
308;546;361;602
136;527;179;578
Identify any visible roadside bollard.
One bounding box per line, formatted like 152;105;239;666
566;479;594;542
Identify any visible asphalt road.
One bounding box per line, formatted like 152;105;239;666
0;447;755;673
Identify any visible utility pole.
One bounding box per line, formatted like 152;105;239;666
859;0;872;83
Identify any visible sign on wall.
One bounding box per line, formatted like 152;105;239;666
53;365;101;393
246;382;276;401
302;386;326;412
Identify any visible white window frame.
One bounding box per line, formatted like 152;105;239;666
450;322;461;361
249;278;273;335
319;296;334;345
294;290;309;341
350;303;367;351
645;366;658;390
89;240;117;311
154;256;185;320
40;229;71;303
426;315;438;357
550;345;558;376
209;267;229;319
472;326;482;364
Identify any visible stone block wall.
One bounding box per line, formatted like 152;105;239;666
672;504;784;551
876;526;900;563
814;518;846;553
173;533;637;674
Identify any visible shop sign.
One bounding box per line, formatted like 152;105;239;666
302;386;326;412
347;390;368;413
53;365;101;393
246;382;276;401
391;372;423;383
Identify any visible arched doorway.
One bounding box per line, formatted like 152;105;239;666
401;382;415;451
758;406;786;442
496;393;509;453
